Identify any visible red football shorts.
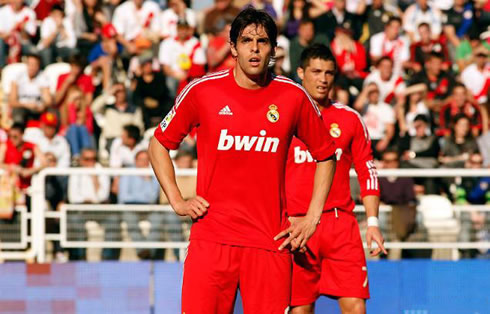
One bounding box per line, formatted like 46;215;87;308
182;239;292;313
291;209;369;306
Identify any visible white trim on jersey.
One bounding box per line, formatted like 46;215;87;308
175;70;230;109
272;76;322;116
332;102;370;140
366;160;378;190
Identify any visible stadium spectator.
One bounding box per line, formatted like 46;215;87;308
67;147;115;260
363;56;406;107
281;0;311;39
109;124;146;169
61;86;94;161
202;0;240;35
73;0;109;57
160;0;196;40
354;82;395;159
206;15;235;73
439;83;482;137
37;112;71;169
402;0;443;43
378;149;418;257
361;0;398;38
313;0;362;41
0;123;46;197
158;18;206;96
119;150;180;260
460;45;489;105
410;51;456;112
289;19;327;82
8;54;51;126
0;0;37;67
112;0;161;56
44;152;65;211
54;54;94;108
91;82;144;153
408;23;450;73
397;84;430;135
443;0;474;50
88;23;124;90
132;54;172;130
369;16;410;75
440;114;480;168
243;0;277;20
37;5;77;67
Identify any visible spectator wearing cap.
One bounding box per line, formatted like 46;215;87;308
369;16;411;75
112;0;161;56
54;54;95;108
74;0;110;57
206;15;235;73
132;54;172;130
440;114;480;168
313;0;362;41
408;23;450;73
37;4;78;67
330;25;368;104
410;51;456;112
354;82;395;159
289;19;328;82
363;56;406;107
439;83;482;137
160;0;196;40
88;23;124;90
397;83;431;137
203;0;240;35
402;0;443;43
37;112;71;169
461;45;490;105
8;54;52;127
158;18;206;96
0;0;37;67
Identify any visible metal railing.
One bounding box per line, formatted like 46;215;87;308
0;167;488;262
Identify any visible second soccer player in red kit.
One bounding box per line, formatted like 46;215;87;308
286;44;387;314
148;9;337;314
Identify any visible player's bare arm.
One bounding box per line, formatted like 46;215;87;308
363;195;387;256
148;137;209;219
275;157;336;251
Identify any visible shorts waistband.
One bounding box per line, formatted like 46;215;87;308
323;208;355;218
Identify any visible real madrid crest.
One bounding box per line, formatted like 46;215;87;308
267;104;279;123
330;123;341;138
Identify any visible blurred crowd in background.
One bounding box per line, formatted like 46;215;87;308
0;0;488;261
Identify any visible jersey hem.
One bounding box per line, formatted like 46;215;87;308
188;236;291;255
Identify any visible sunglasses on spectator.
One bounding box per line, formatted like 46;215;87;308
82;156;97;161
383;158;399;163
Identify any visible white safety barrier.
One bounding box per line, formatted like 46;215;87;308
0;167;488;262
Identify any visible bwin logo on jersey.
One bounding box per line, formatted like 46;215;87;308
217;129;280;152
294;146;314;163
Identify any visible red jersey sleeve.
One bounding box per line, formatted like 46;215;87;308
295;94;335;161
351;115;380;198
153;86;199;150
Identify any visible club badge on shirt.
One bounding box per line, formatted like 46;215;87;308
330;123;341;138
267;104;279;123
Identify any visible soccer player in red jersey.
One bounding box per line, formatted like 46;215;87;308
286;44;387;314
148;9;337;313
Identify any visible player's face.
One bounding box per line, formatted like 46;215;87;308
231;24;274;78
298;58;336;102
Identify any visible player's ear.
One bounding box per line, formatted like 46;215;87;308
297;66;305;81
230;41;238;58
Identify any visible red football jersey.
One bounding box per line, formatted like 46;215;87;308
286;101;379;216
154;69;336;252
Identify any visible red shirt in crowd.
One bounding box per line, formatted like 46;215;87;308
154;69;335;252
56;73;95;104
286;101;379;216
331;39;368;78
4;140;36;190
439;101;482;136
207;36;236;73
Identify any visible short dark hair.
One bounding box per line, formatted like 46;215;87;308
25;53;42;64
427;51;444;61
123;124;141;143
386;16;402;26
68;54;87;68
414;114;429;123
453;82;466;90
10;122;25;133
230;7;277;48
299;43;337;71
377;56;393;67
51;4;64;14
418;22;430;29
299;18;314;27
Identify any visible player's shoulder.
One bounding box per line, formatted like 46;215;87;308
272;75;307;96
331;102;370;139
175;70;231;104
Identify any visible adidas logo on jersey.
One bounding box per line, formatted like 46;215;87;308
217;129;280;152
219;105;233;115
294;146;314;163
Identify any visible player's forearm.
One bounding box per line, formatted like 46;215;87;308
306;159;336;222
363;195;380;218
148;137;185;209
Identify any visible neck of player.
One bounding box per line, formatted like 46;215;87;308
315;96;331;110
233;66;270;90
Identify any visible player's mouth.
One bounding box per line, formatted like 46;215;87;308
248;57;261;67
316;85;328;93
